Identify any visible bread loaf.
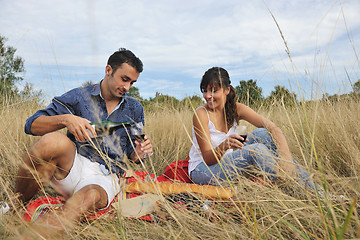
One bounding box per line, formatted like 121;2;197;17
126;181;233;199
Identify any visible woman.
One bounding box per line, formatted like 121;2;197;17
188;67;314;189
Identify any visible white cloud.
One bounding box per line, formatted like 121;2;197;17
0;0;359;99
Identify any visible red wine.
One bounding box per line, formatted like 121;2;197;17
236;134;247;143
135;134;145;142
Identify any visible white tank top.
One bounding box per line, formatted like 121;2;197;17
188;106;238;174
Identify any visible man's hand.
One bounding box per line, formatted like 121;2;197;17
30;114;95;140
63;114;96;142
131;135;153;163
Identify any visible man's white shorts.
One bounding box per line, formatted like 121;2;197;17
50;151;120;208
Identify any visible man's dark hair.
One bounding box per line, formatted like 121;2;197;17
107;48;143;74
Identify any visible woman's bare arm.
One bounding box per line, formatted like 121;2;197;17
238;103;296;176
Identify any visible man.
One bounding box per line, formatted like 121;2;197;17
13;48;152;237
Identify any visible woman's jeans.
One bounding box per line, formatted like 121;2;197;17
190;128;315;189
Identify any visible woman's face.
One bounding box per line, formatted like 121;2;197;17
202;84;229;110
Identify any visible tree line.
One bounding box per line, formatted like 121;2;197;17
136;78;360;110
1;34;359;108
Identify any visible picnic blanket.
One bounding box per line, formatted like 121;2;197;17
23;159;233;223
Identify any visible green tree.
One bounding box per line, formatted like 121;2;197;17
143;92;180;110
235;79;264;106
127;86;142;100
266;85;298;106
180;95;204;109
0;35;25;97
81;81;142;100
20;82;43;103
352;79;360;94
152;93;179;105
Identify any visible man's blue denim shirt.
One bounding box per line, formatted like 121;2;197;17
24;82;145;175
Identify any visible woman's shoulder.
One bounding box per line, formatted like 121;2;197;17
195;105;206;112
193;105;209;122
194;105;210;116
236;102;264;124
236;102;251;115
235;102;247;108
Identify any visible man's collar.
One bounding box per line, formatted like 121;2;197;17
92;80;127;104
90;81;102;96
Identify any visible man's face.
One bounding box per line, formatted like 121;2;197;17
105;63;139;99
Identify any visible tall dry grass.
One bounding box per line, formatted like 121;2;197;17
0;95;359;239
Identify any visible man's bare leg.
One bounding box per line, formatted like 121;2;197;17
13;132;76;208
22;184;108;239
12;131;110;239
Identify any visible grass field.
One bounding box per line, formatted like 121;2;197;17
0;94;359;239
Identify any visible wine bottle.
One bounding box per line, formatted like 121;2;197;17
89;120;131;138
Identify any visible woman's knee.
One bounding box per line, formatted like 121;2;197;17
248;128;277;153
243;143;276;164
243;143;268;153
250;128;270;140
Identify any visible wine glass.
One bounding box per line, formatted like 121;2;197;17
237;125;248;143
130;122;153;158
130;122;146;142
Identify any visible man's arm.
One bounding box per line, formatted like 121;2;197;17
25;87;97;141
30;114;95;142
30;115;69;135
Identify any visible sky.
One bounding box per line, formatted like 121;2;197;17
1;0;359;102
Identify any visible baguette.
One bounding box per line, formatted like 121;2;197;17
126;181;233;199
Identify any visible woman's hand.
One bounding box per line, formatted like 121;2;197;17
222;134;248;150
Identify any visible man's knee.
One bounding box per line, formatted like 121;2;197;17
23;132;75;173
36;132;73;152
77;185;108;210
60;185;108;218
30;132;75;161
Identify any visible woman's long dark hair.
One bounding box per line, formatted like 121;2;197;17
200;67;239;129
